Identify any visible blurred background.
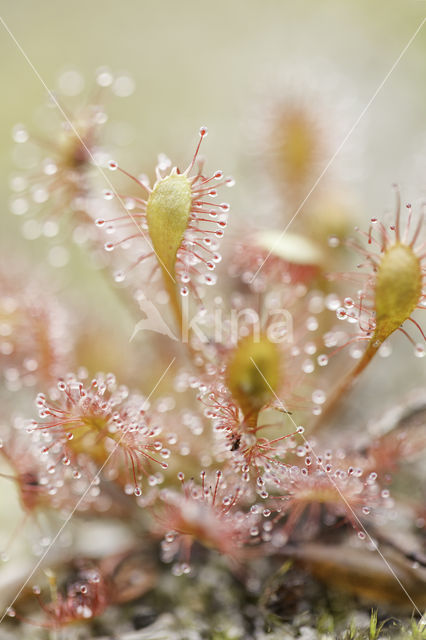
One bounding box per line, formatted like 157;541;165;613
0;0;425;621
1;0;425;231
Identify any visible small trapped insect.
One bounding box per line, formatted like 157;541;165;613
230;434;241;452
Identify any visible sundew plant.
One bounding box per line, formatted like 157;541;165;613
0;29;425;640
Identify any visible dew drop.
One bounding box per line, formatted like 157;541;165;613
306;317;318;331
10;197;29;216
302;359;314;374
58;69;84;96
414;344;425;358
114;271;125;283
378;343;392;358
12;124;29;144
113;74;135;97
325;294;341;311
97;68;114;87
312;389;326;405
349;344;364;360
204;274;217;286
